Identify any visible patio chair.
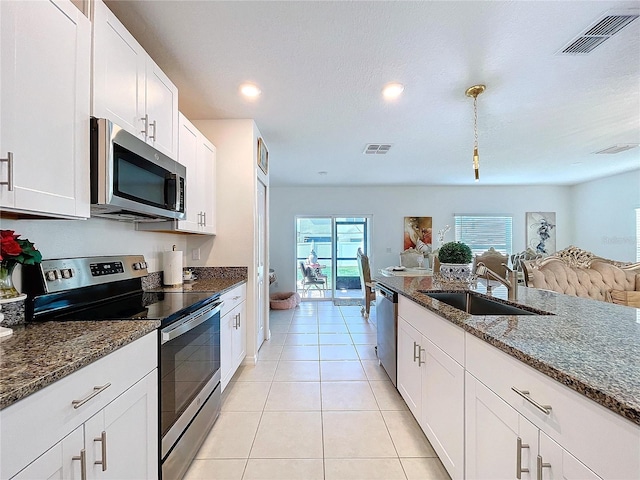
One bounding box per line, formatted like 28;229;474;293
299;261;326;294
356;248;376;319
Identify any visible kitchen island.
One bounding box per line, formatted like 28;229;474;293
375;274;640;480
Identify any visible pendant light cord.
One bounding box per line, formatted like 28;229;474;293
473;96;479;150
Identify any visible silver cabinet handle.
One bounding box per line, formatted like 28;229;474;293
417;346;425;366
237;312;241;327
94;431;107;471
141;114;149;140
511;387;552;415
536;455;551;480
72;449;87;480
0;152;13;191
413;341;420;363
516;437;530;479
149;120;157;140
72;383;111;409
202;211;206;226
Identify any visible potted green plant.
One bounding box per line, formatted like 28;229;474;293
438;241;473;280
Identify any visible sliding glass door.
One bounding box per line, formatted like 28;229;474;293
295;216;371;301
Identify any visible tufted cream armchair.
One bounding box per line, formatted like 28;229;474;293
522;246;640;303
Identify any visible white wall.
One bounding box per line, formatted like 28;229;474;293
0;217;187;273
270;185;572;292
570;169;640;262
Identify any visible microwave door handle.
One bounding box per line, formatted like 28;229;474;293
165;173;179;211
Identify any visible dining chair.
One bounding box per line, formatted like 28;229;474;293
356;248;376;319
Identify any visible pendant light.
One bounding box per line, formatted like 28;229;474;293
465;84;486;182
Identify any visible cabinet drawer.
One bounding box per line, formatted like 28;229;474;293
0;331;157;479
399;296;464;365
465;333;640;480
221;283;246;316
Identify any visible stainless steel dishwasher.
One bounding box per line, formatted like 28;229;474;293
375;283;398;386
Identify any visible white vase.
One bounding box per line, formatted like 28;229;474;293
439;263;472;281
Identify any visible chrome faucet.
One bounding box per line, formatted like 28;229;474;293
475;262;518;301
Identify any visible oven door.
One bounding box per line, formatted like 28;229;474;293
160;300;222;460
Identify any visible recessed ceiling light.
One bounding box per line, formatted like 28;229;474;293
240;83;261;98
382;83;404;99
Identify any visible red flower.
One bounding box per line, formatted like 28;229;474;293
0;230;23;261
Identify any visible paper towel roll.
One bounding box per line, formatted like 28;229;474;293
163;250;183;286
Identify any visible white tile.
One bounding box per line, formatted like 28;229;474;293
340;306;365;317
370;381;409;411
281;345;320;361
290;316;318;325
273;360;320;382
257;343;283;361
321;381;379;410
265;382;321;411
362;359;393;381
319;344;359;360
269;323;289;334
267;333;287;345
182;459;246;480
324;458;407;480
323;411;397;458
232;361;278;382
288;323;319;333
318;323;349;333
320;360;367;381
347;323;377;333
350;333;377;345
382;411;437;457
319;333;353;344
355;344;378;360
318;316;347;324
195;411;261;458
221;381;271;411
243;459;324;480
251;411;323;458
285;333;319;345
400;457;451;480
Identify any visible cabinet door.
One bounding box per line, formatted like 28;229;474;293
231;301;247;370
465;372;537;480
538;432;602;480
145;57;178;159
198;138;216;234
397;317;423;421
84;371;158;480
220;311;234;391
92;0;146;140
12;426;84;480
421;338;464;480
177;114;200;232
1;0;90;218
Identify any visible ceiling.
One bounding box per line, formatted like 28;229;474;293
105;1;640;187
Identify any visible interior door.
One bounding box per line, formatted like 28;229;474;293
256;180;267;349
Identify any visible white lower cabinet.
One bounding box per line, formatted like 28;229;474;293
1;332;158;480
220;284;247;390
397;307;464;480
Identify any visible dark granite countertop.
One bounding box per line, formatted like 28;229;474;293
148;277;246;295
0;320;160;410
375;275;640;426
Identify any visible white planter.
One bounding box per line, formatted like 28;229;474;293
439;263;472;281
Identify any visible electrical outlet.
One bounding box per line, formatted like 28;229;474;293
386;247;392;253
192;248;201;260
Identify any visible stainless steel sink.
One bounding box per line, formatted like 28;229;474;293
420;291;548;316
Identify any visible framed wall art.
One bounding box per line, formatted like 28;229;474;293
526;212;556;254
404;216;432;254
257;137;268;175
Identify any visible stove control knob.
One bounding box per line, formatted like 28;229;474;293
141;262;148;269
60;269;73;279
45;270;59;281
133;262;144;270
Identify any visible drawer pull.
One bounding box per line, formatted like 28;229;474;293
72;383;111;409
511;387;552;415
413;341;420;363
516;437;530;479
417;346;425;366
536;455;551;480
0;152;14;191
94;431;107;471
72;449;87;480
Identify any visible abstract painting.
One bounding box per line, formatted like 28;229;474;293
404;216;432;254
526;212;556;254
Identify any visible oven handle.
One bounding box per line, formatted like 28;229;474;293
161;300;223;344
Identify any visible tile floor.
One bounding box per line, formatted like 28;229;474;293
184;302;451;480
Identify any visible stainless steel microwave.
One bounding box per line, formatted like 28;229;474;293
90;117;186;222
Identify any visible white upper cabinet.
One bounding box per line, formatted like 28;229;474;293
92;0;178;159
0;0;90;219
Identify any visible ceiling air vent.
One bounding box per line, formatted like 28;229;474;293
559;11;639;55
364;144;392;154
594;144;639;154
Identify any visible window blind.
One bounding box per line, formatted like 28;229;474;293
454;215;513;256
